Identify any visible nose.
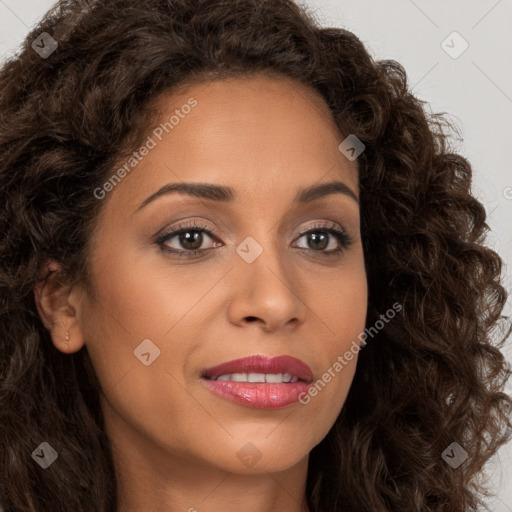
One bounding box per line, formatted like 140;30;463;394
227;237;308;333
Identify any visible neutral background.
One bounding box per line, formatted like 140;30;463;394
0;0;511;509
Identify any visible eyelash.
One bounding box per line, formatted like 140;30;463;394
155;221;354;259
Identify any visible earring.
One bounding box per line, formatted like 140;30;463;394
65;330;70;342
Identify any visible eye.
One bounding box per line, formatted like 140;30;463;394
155;221;220;258
293;222;353;256
155;220;354;259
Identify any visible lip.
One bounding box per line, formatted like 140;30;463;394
200;354;313;409
201;354;313;382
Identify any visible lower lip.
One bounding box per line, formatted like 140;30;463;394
201;378;312;409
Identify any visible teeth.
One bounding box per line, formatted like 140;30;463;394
248;373;266;383
212;372;300;383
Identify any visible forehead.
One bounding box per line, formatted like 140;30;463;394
102;74;358;214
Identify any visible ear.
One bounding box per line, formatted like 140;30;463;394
34;260;86;354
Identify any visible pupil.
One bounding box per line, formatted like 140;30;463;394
180;231;202;250
309;232;327;250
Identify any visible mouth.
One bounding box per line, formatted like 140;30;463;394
201;354;313;383
200;354;314;408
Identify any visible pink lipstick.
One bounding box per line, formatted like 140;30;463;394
201;354;313;409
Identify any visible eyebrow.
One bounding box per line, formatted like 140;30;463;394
135;180;359;213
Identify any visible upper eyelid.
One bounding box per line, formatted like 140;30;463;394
158;220;345;237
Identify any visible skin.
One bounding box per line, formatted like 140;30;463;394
35;74;368;512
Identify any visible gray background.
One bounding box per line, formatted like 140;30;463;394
1;0;511;509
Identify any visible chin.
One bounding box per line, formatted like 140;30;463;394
204;434;313;474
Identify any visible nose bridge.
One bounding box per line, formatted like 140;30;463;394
231;230;306;327
236;231;289;285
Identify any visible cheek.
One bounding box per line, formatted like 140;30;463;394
76;250;173;395
301;261;367;434
314;255;368;345
78;247;226;405
84;246;212;343
300;343;360;447
78;258;204;451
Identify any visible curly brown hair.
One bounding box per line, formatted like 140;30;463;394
0;0;511;511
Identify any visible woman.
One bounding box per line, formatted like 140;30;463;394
0;0;510;510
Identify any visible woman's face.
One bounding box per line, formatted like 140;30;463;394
47;75;367;477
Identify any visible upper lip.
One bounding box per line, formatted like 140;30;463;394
201;354;313;382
